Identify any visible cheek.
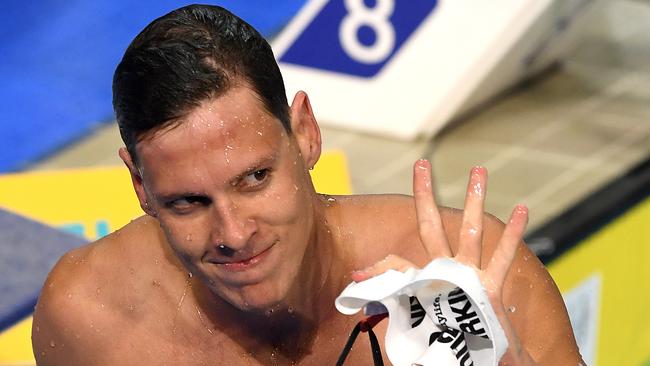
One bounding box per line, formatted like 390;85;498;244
158;216;210;259
259;171;312;226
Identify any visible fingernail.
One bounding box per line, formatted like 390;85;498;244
351;270;368;282
514;204;528;215
471;166;487;175
351;269;367;277
509;204;529;224
415;159;429;170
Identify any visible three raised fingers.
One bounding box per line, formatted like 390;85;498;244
354;161;527;289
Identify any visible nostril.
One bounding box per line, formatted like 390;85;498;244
217;244;236;257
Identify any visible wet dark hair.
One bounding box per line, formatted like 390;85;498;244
112;4;291;164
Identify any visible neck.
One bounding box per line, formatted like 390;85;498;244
291;194;348;322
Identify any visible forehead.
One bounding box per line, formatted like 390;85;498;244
135;86;287;177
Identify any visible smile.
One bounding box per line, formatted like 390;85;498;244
218;242;276;272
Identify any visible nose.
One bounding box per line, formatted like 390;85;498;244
209;199;257;253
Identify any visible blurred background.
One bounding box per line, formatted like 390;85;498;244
1;1;648;365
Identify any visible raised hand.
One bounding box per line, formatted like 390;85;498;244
351;159;537;365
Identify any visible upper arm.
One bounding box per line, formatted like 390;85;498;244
32;252;107;366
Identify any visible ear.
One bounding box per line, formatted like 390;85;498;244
119;147;157;217
289;91;322;170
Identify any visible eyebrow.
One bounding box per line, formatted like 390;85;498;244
157;192;207;204
228;153;278;185
155;152;280;202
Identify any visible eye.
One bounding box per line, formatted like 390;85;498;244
240;168;270;188
166;196;210;213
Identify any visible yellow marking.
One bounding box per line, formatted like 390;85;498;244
0;317;33;363
549;196;650;366
311;150;352;195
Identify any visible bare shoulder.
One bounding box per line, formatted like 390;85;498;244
33;237;116;365
334;194;481;266
32;216;171;365
333;194;417;265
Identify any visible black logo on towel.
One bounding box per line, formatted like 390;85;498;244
448;288;487;338
409;296;426;328
429;328;474;366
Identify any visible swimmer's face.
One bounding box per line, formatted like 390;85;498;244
126;86;321;311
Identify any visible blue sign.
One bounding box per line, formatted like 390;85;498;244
279;0;438;78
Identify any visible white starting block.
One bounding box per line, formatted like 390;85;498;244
273;0;600;139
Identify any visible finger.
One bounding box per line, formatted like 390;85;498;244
486;204;529;286
351;255;416;282
413;159;452;258
456;166;487;267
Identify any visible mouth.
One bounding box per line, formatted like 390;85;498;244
217;241;277;272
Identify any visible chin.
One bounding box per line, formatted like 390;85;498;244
221;281;291;314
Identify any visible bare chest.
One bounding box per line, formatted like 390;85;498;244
102;307;386;366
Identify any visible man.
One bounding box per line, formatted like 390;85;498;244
32;5;582;365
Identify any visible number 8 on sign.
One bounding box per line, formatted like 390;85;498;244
277;0;439;78
339;0;396;64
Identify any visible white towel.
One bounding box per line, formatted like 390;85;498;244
335;258;508;366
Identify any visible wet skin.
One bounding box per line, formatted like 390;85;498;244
129;85;332;313
32;86;583;365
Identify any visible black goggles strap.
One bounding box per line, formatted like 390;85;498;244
336;313;387;366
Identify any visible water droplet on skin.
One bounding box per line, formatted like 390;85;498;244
67;293;72;299
523;255;530;261
529;284;533;289
188;272;193;278
186;234;193;241
468;227;479;236
472;182;483;196
508;305;516;313
327;197;336;202
128;304;135;312
287;307;294;314
517;268;522;273
49;340;55;348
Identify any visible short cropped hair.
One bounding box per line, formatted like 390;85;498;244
112;4;291;164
